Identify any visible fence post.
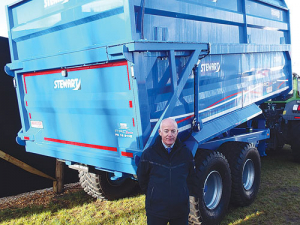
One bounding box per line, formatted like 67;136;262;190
53;159;64;193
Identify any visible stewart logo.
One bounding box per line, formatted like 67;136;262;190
44;0;69;8
54;78;81;90
200;62;221;73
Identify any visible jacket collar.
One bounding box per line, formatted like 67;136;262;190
162;141;175;149
153;135;183;155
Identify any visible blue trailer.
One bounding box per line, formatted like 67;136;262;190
4;0;294;224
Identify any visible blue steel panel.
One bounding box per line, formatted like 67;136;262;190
184;104;264;156
177;0;239;12
135;0;290;45
197;54;243;122
22;61;139;155
9;0;132;61
142;48;291;141
143;47;204;149
25;141;137;175
187;104;263;155
198;129;270;152
142;9;242;44
18;47;108;73
14;73;29;132
209;44;290;55
248;27;286;44
241;51;291;104
246;0;288;23
6;0;291;62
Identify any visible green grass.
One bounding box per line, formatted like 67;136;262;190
1;145;300;224
0;191;147;225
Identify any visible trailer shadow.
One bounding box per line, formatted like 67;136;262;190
0;186;91;223
0;183;143;223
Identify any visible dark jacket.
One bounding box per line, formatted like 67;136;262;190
137;136;196;219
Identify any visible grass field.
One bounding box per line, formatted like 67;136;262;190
1;145;300;225
222;145;300;225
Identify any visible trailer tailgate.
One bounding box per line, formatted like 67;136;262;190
21;61;139;166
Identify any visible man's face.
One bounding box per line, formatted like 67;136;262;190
159;119;178;147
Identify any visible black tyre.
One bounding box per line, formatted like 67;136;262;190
289;121;300;162
189;150;231;225
79;170;138;200
219;142;261;206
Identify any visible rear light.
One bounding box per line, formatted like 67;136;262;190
293;105;298;111
293;105;300;113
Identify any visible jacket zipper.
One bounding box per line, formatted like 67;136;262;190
150;186;154;207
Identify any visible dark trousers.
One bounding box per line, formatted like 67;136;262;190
147;214;188;225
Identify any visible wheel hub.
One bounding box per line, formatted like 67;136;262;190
243;159;255;190
203;170;223;210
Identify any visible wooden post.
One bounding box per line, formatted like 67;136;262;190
53;159;65;194
0;149;55;181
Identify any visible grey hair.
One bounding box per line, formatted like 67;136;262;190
159;117;178;130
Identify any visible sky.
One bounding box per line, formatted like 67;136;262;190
0;0;299;72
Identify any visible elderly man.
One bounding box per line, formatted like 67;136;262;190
137;117;195;225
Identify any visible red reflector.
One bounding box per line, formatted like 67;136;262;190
298;105;300;111
29;113;31;119
129;101;133;108
132;118;135;127
121;152;133;158
24;137;30;140
295;117;300;119
26;101;28;106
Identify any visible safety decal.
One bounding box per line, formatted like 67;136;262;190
31;121;44;129
115;123;133;138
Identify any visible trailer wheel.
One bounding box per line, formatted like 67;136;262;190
290;121;300;162
189;150;231;225
79;171;138;200
219;142;261;206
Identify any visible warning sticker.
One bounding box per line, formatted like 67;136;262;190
31;121;43;129
115;123;133;138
